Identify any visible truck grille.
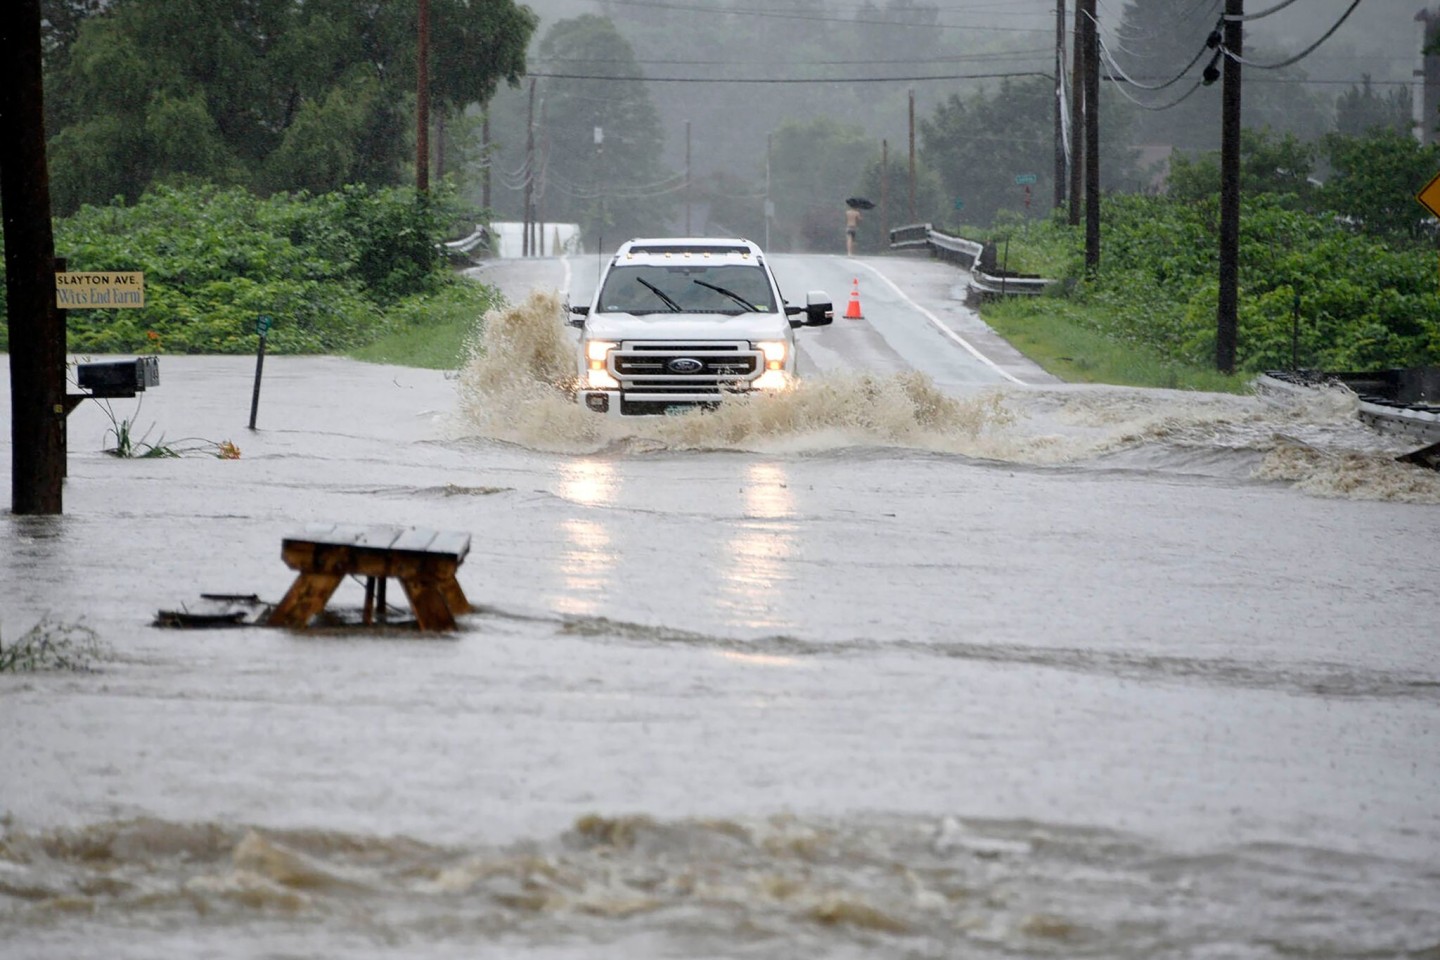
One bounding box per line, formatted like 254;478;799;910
611;341;760;389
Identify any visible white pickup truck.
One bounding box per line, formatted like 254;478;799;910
568;238;833;416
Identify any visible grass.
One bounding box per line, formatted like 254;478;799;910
347;280;497;370
0;619;107;672
981;295;1252;394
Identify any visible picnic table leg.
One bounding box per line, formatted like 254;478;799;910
362;577;376;625
438;576;471;615
268;573;345;628
399;577;456;631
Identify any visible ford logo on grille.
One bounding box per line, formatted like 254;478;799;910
667;358;705;374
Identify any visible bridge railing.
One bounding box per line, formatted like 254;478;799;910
888;222;1054;299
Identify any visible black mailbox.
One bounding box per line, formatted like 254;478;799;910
77;357;160;398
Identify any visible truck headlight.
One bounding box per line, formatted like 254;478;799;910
584;340;619;389
756;340;787;371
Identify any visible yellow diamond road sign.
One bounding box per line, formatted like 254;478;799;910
1417;171;1440;220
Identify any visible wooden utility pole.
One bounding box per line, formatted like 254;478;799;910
2;0;66;514
482;111;491;210
1216;0;1243;373
1082;0;1100;275
416;0;430;193
907;88;916;223
1068;0;1085;226
881;139;889;240
1054;0;1067;209
522;78;535;256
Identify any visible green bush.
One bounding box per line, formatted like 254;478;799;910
997;197;1440;376
0;181;486;355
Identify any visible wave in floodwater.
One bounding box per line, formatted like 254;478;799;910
550;611;1440;702
4;814;1437;959
453;292;1440;503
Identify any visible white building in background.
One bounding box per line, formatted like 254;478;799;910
486;221;582;258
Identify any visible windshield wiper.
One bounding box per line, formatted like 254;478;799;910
636;277;682;312
691;279;758;312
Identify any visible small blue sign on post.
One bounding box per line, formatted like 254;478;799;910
953;198;965;211
1015;173;1038;186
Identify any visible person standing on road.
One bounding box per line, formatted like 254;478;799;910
845;205;862;256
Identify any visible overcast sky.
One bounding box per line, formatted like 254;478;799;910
524;0;1429;86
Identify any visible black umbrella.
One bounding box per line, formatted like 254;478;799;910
846;197;875;211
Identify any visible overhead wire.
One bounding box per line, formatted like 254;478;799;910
1225;0;1304;21
1221;0;1365;70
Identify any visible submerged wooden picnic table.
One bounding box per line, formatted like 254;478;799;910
267;523;472;631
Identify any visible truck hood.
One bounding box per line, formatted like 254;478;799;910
584;311;791;342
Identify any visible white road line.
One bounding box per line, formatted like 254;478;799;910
851;259;1024;385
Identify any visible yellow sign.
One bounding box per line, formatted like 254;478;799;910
1417;171;1440;220
54;271;146;309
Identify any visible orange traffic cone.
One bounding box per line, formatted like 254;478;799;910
844;277;864;319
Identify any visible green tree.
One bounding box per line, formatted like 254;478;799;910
529;15;673;248
921;78;1132;228
44;0;536;212
851;152;945;249
1167;128;1316;208
768;117;878;252
1335;76;1414;138
1319;130;1440;242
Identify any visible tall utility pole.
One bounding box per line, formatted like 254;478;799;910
1082;0;1100;275
1068;0;1085;226
522;78;536;257
1054;0;1067;209
482;111;491;211
764;133;772;250
684;120;692;236
2;0;66;514
907;88;917;223
416;0;430;193
881;139;889;240
1216;0;1243;373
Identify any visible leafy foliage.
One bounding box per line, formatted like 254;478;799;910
0;618;106;673
1319;131;1440;241
1008;194;1440;375
921;78;1137;229
0;182;497;356
42;0;537;211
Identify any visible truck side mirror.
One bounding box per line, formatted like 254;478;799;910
804;291;833;327
568;303;589;328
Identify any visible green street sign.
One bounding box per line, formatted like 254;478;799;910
953;198;965;210
256;315;272;336
1015;173;1038;185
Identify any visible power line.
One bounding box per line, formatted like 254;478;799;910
594;0;1053;34
525;70;1053;85
1224;0;1304;22
1221;0;1364;70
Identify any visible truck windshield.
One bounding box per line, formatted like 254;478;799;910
597;264;775;314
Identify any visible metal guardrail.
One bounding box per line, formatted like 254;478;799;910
444;225;490;255
889;222;1054;298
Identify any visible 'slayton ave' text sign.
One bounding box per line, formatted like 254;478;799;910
55;271;146;308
